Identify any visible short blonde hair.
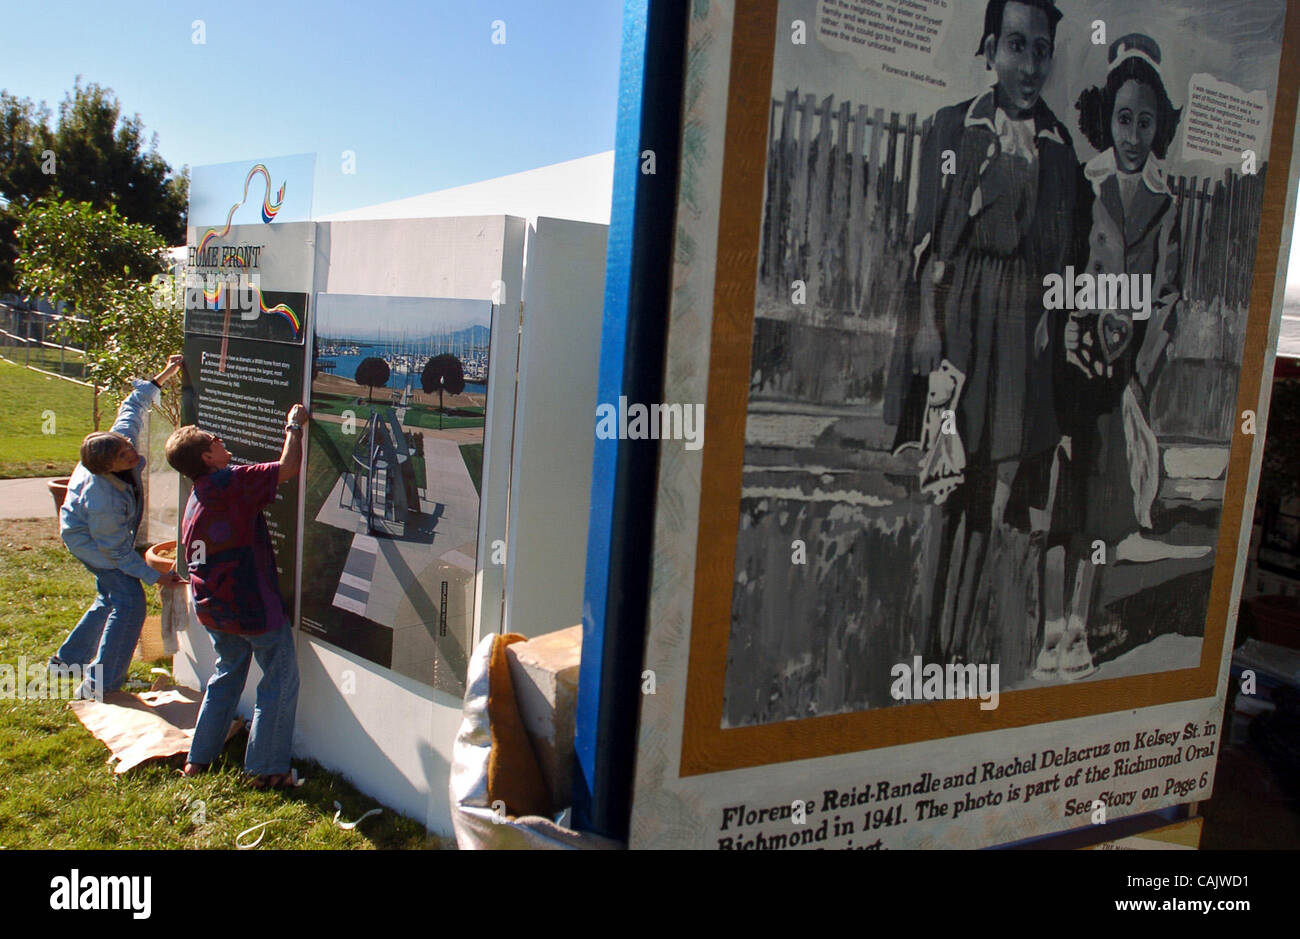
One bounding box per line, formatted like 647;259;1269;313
80;432;131;475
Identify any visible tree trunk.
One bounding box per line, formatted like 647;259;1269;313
92;384;100;430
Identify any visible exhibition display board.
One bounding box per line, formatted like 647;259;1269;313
172;192;527;831
300;293;495;694
182;156;317;608
579;0;1300;848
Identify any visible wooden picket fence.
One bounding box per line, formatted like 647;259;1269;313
1171;167;1267;312
760;91;927;314
760;89;1268;316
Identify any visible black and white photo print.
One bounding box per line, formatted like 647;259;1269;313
724;0;1287;726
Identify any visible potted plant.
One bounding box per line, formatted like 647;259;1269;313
144;540;177;575
47;477;71;513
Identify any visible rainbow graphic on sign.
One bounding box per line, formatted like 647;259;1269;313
202;281;301;336
196;163;286;257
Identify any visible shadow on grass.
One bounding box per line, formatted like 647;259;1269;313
189;724;445;849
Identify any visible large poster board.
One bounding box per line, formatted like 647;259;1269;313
183;155;316;610
299;294;494;695
613;0;1300;849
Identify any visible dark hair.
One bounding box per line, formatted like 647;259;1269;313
80;432;131;475
978;0;1062;56
1075;57;1182;159
165;425;215;480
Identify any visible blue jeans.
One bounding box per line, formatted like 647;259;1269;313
187;625;299;776
57;562;146;696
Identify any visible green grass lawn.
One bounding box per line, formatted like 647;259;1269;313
310;390;370;418
408;445;428;492
0;359;114;479
308;415;358;486
460;444;483;496
312;389;483;415
0;518;440;849
311;390;483;431
301;417;367;600
401;411;484;431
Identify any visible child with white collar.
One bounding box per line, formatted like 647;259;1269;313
1035;33;1184;681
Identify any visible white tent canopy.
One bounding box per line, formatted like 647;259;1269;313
317;152;615;227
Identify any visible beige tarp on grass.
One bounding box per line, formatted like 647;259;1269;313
68;686;241;774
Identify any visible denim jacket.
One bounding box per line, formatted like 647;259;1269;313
60;379;162;584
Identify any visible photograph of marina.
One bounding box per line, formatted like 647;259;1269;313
299;294;495;693
313;329;489;392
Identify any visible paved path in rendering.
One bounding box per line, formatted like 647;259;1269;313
314;434;480;615
311;436;481;681
362;436;480;626
332;533;379;617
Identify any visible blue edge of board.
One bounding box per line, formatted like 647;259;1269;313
571;0;689;840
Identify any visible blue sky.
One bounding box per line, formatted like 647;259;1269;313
0;0;624;216
317;294;491;339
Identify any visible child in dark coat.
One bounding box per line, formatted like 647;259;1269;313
885;0;1081;663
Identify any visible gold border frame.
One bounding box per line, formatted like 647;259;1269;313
680;0;1300;777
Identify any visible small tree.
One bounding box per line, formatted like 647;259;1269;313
0;80;188;293
355;357;390;403
14;197;167;428
421;354;465;431
100;271;185;427
0;92;54;293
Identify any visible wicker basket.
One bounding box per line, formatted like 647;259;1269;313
138;541;178;662
136;614;168;662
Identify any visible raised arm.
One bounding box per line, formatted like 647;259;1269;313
110;354;184;447
277;403;309;484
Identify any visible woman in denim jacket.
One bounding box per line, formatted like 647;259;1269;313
55;354;185;697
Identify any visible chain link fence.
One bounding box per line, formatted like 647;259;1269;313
0;301;89;381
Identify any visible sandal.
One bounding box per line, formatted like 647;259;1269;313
249;769;299;790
